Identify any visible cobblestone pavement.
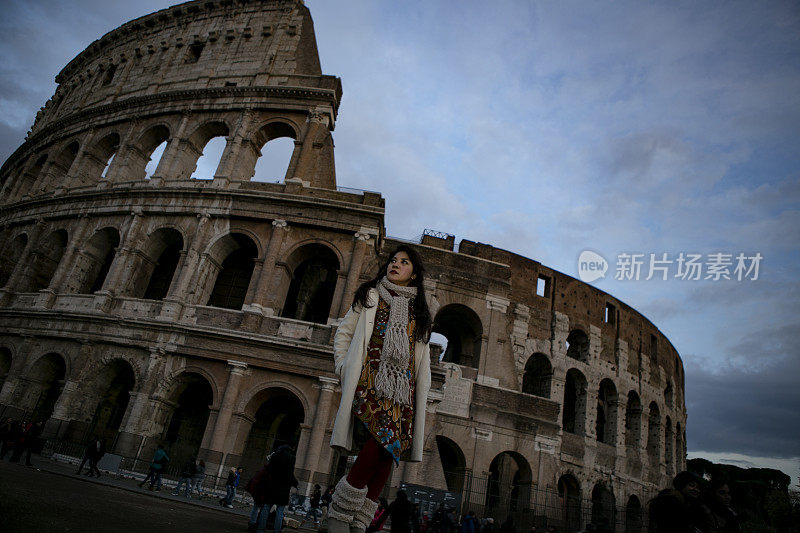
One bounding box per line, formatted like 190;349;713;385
0;455;306;533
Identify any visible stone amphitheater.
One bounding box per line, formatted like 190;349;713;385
0;1;686;530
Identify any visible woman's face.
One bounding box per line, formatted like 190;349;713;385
682;480;701;499
714;484;731;507
387;251;414;286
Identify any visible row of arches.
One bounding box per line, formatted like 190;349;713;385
3;117;300;202
0;347;308;472
434;434;647;531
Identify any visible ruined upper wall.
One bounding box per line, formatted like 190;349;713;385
28;0;338;139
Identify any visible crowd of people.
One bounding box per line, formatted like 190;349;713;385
650;470;742;533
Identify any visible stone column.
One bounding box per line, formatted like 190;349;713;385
213;109;254;184
252;220;289;315
0;219;47;305
336;231;372;318
115;347;167;456
97;210;146;300
208;361;248;457
298;377;337;486
159;213;212;320
150;112;191;184
38;217;92;308
289;109;329;184
104;119;140;183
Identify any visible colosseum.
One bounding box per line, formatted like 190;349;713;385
0;1;686;531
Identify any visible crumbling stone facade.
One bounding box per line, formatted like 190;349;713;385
0;1;685;531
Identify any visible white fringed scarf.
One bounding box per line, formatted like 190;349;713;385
375;276;417;406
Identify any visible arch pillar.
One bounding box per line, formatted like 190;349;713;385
115;347;168;457
336;231;373;318
214;110;255;183
208;361;248;459
149;112;192;184
298;376;337;489
159;213;212;319
0;219;47;305
290;110;328;185
40;217;93;306
95;210;146;304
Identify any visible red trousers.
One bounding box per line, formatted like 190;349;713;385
346;438;393;501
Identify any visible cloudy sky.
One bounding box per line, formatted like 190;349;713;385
1;1;799;484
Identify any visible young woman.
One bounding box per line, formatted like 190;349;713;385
328;245;433;533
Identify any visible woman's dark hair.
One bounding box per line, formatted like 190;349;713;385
672;470;703;491
352;245;432;342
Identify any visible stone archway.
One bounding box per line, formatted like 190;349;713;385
23;353;67;422
433;304;483;368
161;372;214;467
435;435;466;493
591;482;616;530
485;451;532;519
557;474;581;533
84;359;136;450
281;244;340;324
238;387;305;474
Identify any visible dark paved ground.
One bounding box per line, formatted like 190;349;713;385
0;457;278;533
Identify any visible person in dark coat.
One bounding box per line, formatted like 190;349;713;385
499;517;515;533
85;436;106;477
253;445;299;533
388;490;412;533
701;478;742;533
173;458;197;497
11;421;42;466
649;470;705;533
0;418;13;459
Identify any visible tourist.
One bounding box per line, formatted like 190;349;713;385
172;457;197;497
649;470;705;532
327;246;433;533
221;466;243;508
85;436;105;477
702;478;742;533
299;484;323;529
138;444;169;491
191;459;206;497
388;490;413;533
366;497;390;533
251;445;299;533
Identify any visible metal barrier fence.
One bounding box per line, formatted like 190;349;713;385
411;471;654;533
41;439;306;514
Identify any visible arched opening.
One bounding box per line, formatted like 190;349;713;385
74;227;120;294
557;474;581;533
252;122;297;182
624;391;642;449
137;125;170;180
591;482;616;530
22;229;68;292
207;233;258;310
25;353;67;422
127;228;184;300
664;382;674;409
86;133;120;181
162;373;213;467
240;388;305;473
625;495;643;533
13;154;47;199
646;402;661;459
486;451;532;519
563;368;587;435
522;353;552;398
433;304;483;368
86;359;136;449
596;379;618;445
0;347;12;390
281;244;339;323
0;233;27;287
188;122;230;180
435;436;466;493
675;422;683;469
48;142;79;189
566;329;589;362
664;416;674;473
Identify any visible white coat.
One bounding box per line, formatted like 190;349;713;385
330;288;431;462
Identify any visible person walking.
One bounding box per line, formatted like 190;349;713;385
11;420;42;466
388;490;413;533
252;445;299;533
299;484;323;529
191;459;206;497
221;466;243;508
138;444;169;491
327;246;433;533
85;436;106;477
173;458;197;497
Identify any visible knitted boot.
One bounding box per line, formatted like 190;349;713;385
327;477;367;533
351;497;379;533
